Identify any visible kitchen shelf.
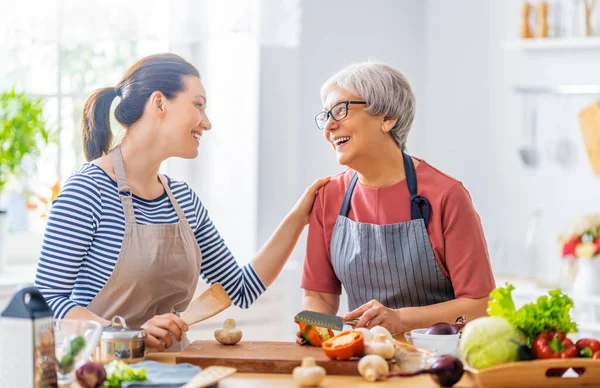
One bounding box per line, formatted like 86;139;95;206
503;37;600;51
514;84;600;95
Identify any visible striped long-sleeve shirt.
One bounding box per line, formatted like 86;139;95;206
34;163;266;319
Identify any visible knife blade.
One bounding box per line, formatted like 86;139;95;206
294;311;358;331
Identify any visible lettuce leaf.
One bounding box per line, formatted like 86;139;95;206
102;361;147;388
487;283;516;319
487;283;578;344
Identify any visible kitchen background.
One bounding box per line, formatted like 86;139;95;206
1;0;600;341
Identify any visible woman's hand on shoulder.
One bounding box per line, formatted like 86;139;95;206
292;176;331;225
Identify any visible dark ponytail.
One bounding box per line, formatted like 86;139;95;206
81;87;118;161
81;53;200;161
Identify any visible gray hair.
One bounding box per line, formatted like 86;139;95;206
320;62;415;151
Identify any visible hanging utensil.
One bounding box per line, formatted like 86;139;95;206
547;96;576;168
519;95;540;167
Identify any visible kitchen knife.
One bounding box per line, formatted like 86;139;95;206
294;311;358;331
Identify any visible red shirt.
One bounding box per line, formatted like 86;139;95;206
301;160;496;300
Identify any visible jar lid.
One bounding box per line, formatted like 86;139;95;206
101;315;146;340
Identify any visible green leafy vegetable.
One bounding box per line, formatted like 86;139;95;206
102;361;147;388
487;283;516;318
487;283;578;344
459;316;527;369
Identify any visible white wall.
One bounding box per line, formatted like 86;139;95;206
423;0;600;282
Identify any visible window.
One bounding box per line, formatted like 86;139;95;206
1;0;264;266
0;0;168;233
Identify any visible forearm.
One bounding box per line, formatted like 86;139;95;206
302;294;339;315
64;306;111;326
251;212;305;287
395;297;488;333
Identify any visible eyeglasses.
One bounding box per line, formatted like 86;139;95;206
314;101;367;130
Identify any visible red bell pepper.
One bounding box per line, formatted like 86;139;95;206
576;338;600;357
295;321;334;347
322;330;364;360
532;331;577;359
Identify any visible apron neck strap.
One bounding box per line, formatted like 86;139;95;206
108;146;189;226
109;146;137;223
157;174;189;225
339;173;359;216
403;152;431;227
109;145;131;194
338;152;431;227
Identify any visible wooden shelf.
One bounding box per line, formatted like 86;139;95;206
503;37;600;51
513;84;600;95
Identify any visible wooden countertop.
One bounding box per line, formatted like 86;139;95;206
146;352;476;387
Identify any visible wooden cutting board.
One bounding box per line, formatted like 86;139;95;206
176;341;402;375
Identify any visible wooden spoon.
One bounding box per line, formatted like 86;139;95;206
181;283;232;326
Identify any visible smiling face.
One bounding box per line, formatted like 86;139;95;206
321;86;390;167
160;75;211;159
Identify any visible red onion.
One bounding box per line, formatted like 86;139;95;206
75;362;106;388
425;315;467;335
388;355;464;387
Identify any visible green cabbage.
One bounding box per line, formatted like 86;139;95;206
459;316;526;369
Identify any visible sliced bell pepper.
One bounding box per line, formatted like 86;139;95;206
322;330;364;361
576;338;600;357
295;321;334;347
532;331;577;359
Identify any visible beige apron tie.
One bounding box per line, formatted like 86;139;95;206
86;145;202;352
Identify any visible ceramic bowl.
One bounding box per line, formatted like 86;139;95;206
404;328;461;355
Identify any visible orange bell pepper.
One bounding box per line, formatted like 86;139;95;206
295;321;334;347
322;331;364;360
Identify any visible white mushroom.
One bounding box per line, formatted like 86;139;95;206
365;333;395;360
292;357;326;387
214;318;242;345
358;354;389;382
353;328;373;343
370;325;393;342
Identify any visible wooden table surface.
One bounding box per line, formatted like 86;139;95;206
146;352;476;387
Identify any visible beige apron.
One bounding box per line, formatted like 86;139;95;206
87;146;202;351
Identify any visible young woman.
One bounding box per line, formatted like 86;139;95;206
35;53;328;351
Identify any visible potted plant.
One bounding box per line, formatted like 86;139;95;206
0;88;50;270
558;214;600;297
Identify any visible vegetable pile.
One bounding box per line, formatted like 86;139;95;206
459;282;600;374
487;283;577;345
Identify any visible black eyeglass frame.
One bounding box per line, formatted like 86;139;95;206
314;100;367;130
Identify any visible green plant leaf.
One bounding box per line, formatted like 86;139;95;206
0;87;53;195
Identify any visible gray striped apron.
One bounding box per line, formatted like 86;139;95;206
331;152;455;311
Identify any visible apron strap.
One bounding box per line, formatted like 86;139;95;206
109;146;137;224
403;152;431;227
157;174;191;228
339;173;359;217
338;154;431;227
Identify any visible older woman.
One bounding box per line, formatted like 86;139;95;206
299;63;495;337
